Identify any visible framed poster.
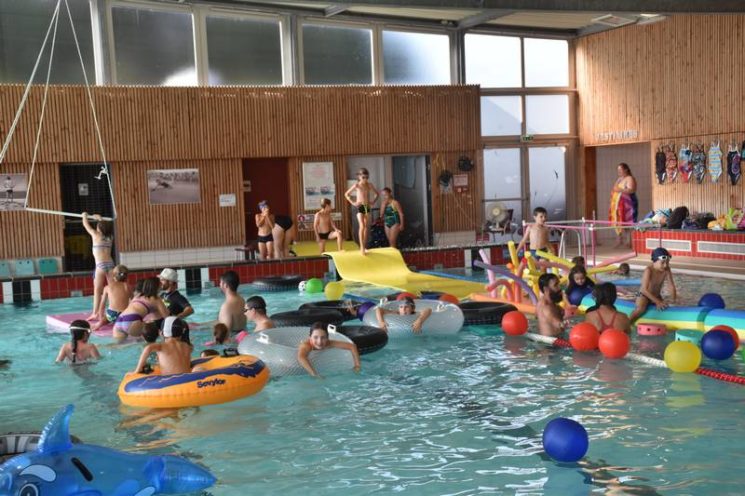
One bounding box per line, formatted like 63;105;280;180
302;161;335;210
147;169;201;205
0;173;27;212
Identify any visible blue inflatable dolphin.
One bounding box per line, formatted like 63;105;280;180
0;405;216;495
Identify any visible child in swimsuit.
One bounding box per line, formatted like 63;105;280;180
516;206;552;263
92;265;131;331
314;198;344;254
82;212;114;322
55;320;101;364
379;187;405;249
113;277;168;342
584;283;631;334
344;168;379;255
255;200;275;260
297;322;361;378
564;265;595;306
628;248;677;324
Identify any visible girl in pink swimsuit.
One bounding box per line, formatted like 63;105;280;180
584;283;631;334
112;277;168;342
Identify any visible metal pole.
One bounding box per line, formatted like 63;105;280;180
25;207;113;221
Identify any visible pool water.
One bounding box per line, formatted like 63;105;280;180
1;272;745;495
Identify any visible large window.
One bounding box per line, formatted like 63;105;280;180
526;95;570;135
0;0;94;84
302;23;372;84
382;30;450;84
111;5;196;86
480;96;522;137
528;147;566;220
464;34;521;88
206;15;283;85
524;38;569;87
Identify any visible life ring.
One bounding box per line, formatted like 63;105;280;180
271;308;345;327
299;300;359;322
0;433;81;463
362;299;464;337
251;275;303;292
237;326;356;377
458;302;517;326
385;291;444;301
118;355;269;408
337;325;388;355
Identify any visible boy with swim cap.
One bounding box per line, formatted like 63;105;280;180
629;248;677;324
132;317;192;375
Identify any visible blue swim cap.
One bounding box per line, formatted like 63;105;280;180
651;247;671;261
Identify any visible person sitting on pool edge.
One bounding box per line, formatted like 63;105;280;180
55;320;101;364
629;247;677;323
297;322;361;378
243;296;275;338
584;283;631;334
375;296;432;334
132;317;192;375
536;273;566;337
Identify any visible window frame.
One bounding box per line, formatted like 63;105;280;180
106;0;197;86
378;25;455;85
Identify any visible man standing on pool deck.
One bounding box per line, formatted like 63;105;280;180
536;273;566;337
628;248;677;324
344;168;379;255
218;270;246;332
159;268;193;319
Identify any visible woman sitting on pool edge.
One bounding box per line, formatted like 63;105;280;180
584;283;631;334
297;322;361;378
375;296;432;334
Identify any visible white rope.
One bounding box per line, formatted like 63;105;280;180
63;0;117;219
525;333;668;368
25;1;61;208
0;0;62;166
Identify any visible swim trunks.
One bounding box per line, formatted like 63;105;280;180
257;234;273;243
318;231;330;240
105;308;121;322
357;204;370;215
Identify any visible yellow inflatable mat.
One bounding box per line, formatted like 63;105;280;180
324;247;484;300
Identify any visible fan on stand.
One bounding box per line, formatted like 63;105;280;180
484;202;516;241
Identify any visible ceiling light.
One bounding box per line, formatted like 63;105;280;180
591;14;637;27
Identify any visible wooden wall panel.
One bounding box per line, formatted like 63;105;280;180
430;151;482;233
288;155;350;243
0;85;481;163
111;159;244;252
576;15;745;146
0;163;63;259
650;134;744;214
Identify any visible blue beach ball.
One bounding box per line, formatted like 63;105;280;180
701;330;736;360
698;293;725;309
568;287;591;306
543;417;589;463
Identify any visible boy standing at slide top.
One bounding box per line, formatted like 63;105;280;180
344;168;379;255
516;206;554;260
314;198;344;254
629;247;677;323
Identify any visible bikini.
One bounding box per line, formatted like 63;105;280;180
93;238;114;272
113;299;154;336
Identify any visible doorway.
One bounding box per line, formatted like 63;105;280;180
242;158;290;242
59;163;115;272
392;155;432;248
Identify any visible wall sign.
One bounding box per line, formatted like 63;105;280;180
219;193;236;207
147;168;201;205
595;130;639;142
302;161;335;210
453;173;469;193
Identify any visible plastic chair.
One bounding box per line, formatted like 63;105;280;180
0;261;11;279
14;259;36;277
38;258;59;275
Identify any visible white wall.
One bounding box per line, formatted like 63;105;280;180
595;143;652;241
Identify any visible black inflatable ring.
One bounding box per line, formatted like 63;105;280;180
385;291;444;301
459;302;517;326
299;300;360;322
251;275;303;292
337;326;388;355
270;308;345;327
